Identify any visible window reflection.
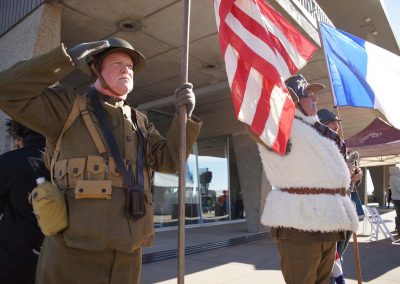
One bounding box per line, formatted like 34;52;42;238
152;155;199;228
147;109;244;228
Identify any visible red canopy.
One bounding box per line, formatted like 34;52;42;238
345;118;400;158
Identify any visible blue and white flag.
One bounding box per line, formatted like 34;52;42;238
320;22;400;129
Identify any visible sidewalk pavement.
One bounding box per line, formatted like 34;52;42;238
142;207;400;284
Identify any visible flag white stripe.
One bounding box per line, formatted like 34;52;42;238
214;0;221;31
238;67;263;124
260;85;286;145
235;0;307;71
224;45;238;89
225;12;289;77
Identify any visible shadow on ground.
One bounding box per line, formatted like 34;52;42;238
142;234;400;283
342;237;400;282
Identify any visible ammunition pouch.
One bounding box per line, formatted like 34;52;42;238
75;180;112;199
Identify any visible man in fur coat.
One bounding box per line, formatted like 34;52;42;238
257;74;360;284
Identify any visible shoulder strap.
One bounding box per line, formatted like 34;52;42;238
76;95;107;155
50;96;81;183
50;95;108;183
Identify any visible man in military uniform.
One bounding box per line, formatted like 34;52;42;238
0;38;202;283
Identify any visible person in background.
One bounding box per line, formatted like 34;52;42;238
0;120;49;284
318;108;363;284
389;166;400;236
5;119;24;149
386;186;392;209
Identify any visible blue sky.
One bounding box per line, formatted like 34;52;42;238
381;0;400;49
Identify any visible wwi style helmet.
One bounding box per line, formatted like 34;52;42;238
88;37;146;74
79;37;146;82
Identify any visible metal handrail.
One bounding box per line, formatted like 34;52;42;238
293;0;334;27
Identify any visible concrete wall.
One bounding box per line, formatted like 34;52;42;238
232;133;270;233
369;166;385;207
0;3;62;154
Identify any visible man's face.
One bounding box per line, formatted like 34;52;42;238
14;137;23;149
326;120;340;133
100;52;134;98
298;90;318;116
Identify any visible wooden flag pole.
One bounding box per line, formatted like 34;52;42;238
318;21;362;284
178;0;191;283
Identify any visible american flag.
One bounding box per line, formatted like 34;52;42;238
214;0;317;154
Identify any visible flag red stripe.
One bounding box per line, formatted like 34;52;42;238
271;96;295;153
231;56;251;116
218;0;235;24
250;77;272;135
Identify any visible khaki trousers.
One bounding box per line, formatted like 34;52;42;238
274;238;336;284
36;235;142;284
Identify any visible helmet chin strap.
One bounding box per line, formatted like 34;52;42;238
90;63;125;98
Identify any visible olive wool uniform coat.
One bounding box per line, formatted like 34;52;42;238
0;45;202;284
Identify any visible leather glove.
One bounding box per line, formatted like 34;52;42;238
67;40;110;68
174;82;195;118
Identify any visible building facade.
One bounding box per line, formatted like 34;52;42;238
0;0;398;232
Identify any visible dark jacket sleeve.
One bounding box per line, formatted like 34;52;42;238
0;153;11;214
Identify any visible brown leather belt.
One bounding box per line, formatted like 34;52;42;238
280;187;348;196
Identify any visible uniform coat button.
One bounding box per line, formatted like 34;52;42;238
126;135;132;142
93;165;99;171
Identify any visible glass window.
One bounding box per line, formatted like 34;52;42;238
152;153;199;228
197;137;229;223
147;110;244;228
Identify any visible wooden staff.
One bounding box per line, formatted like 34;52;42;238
318;22;363;284
333;106;362;284
178;0;191;283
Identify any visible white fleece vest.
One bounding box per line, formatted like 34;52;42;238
259;110;359;233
